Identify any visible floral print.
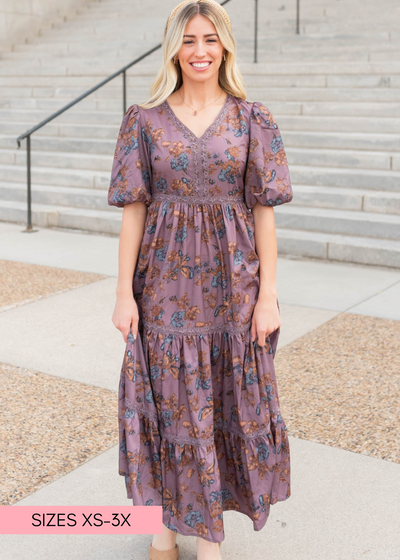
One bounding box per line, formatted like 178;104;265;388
108;94;293;543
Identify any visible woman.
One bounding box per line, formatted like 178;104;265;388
108;1;293;559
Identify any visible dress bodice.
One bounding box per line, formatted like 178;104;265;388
108;94;293;210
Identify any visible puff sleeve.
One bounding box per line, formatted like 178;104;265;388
108;104;152;208
244;102;293;210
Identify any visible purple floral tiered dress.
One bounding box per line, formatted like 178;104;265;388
108;93;293;543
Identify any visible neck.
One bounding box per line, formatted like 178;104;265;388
179;81;225;108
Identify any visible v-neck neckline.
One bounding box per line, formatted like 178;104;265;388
162;93;232;142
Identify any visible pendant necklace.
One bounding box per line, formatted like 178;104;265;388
178;88;224;116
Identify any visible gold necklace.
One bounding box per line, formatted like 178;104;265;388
178;88;224;116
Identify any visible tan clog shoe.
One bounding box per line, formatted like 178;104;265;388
149;543;179;560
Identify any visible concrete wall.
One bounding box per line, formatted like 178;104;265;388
0;0;89;50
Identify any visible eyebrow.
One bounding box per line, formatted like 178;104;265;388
183;33;218;37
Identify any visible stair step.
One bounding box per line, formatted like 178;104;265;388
289;165;400;191
0;148;113;171
277;227;400;268
0;200;121;235
0;163;109;188
0;182;110;210
291;185;400;214
275;205;400;240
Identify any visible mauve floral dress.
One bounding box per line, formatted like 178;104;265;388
108;93;293;543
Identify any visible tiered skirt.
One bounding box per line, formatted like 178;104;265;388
117;316;291;543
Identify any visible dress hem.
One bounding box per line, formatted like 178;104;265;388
119;479;291;544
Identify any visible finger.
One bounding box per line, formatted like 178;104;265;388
130;320;139;339
125;324;135;342
258;331;267;348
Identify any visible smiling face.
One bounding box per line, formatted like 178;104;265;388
176;14;226;83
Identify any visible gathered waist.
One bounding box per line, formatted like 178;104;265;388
151;192;247;206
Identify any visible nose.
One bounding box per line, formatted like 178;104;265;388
194;41;207;57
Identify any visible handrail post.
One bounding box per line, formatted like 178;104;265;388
254;0;258;63
23;135;36;233
123;70;127;115
296;0;300;34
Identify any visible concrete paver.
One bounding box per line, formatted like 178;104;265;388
276;256;400;314
0;222;119;276
348;280;400;320
0;276;123;391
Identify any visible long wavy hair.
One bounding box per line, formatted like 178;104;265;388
138;1;247;109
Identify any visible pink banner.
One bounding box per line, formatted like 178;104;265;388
0;506;163;535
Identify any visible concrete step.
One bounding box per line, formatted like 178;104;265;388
275;205;400;240
246;87;400;103
0;109;121;125
0;134;116;154
0;163;109;189
0;148;113;172
0;182;109;210
290;185;400;215
0;121;120;139
276;115;400;134
290;165;400;192
0;199;121;235
277;228;400;268
284;131;400;152
303;23;399;36
286;147;395;170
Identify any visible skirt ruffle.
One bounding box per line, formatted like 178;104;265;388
117;321;290;543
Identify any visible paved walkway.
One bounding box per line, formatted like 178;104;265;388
0;220;399;560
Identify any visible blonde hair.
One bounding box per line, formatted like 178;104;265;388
138;1;246;109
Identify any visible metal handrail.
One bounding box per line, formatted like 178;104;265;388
254;0;258;62
296;0;300;34
15;0;259;232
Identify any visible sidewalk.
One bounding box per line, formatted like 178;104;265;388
0;220;399;560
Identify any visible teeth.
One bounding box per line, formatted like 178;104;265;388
191;62;211;68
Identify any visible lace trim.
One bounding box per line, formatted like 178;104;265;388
142;318;251;335
125;396;159;424
152;193;245;205
162;94;233;198
123;397;282;446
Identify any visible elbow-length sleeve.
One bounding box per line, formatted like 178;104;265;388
244;101;293;210
108;104;152;208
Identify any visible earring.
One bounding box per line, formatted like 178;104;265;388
174;57;179;65
222;54;226;61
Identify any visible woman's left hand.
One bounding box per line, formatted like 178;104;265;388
251;295;281;347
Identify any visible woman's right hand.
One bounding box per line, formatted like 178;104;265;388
111;293;139;343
